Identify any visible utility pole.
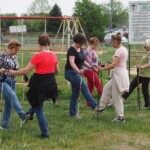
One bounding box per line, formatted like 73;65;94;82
110;0;113;32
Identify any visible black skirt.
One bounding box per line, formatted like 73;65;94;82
26;73;58;107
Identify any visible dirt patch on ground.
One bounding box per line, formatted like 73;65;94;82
77;131;150;150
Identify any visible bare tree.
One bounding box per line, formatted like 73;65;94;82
28;0;51;15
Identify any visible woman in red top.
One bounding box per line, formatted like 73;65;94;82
9;34;59;138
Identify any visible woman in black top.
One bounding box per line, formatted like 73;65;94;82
65;34;97;118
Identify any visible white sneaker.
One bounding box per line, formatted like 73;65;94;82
142;106;150;110
94;106;105;112
0;126;4;130
112;117;125;123
71;114;82;119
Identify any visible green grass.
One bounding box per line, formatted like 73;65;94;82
0;46;150;150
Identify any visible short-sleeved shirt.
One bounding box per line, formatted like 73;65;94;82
30;51;58;74
113;46;128;71
65;46;85;70
139;51;150;77
84;48;98;71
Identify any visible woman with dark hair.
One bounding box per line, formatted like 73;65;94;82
122;39;150;109
9;34;59;138
83;37;102;107
0;40;31;129
96;33;129;122
65;34;97;118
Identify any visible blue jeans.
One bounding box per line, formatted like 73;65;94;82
28;104;48;136
65;70;97;116
0;77;26;126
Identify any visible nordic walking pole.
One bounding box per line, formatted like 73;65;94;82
96;62;104;122
10;77;14;128
20;75;28;128
77;75;82;119
136;48;140;110
0;82;4;123
96;71;100;123
137;68;140;110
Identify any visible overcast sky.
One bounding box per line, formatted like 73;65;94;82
0;0;131;16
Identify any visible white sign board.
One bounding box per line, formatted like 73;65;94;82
9;25;27;33
129;1;150;44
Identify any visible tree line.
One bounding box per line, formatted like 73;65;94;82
0;0;128;40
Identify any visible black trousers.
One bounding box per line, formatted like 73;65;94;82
124;76;150;106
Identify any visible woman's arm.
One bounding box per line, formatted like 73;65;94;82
0;68;5;74
55;64;59;75
97;56;120;71
83;61;92;69
69;56;84;74
9;63;35;76
137;64;150;69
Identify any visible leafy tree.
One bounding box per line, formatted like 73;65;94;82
26;0;51;32
47;4;62;33
103;0;128;30
1;13;18;32
27;0;50;15
73;0;128;40
73;0;107;40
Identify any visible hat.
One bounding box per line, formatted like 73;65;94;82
8;39;21;48
144;39;150;48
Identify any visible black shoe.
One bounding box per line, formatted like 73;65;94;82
26;112;34;120
39;134;49;139
22;114;31;124
122;91;129;100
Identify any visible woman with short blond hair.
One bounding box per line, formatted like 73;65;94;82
96;33;129;122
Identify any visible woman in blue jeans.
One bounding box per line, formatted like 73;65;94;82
9;34;59;138
65;34;97;118
0;40;31;129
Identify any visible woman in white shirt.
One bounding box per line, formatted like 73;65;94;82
96;33;129;122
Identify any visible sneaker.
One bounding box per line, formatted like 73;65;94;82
39;134;49;139
22;114;31;124
0;126;4;130
70;114;82;119
112;117;125;122
122;91;129;100
94;106;105;112
26;112;34;120
1;124;10;129
142;106;150;110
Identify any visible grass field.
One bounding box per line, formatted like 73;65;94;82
0;45;150;150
